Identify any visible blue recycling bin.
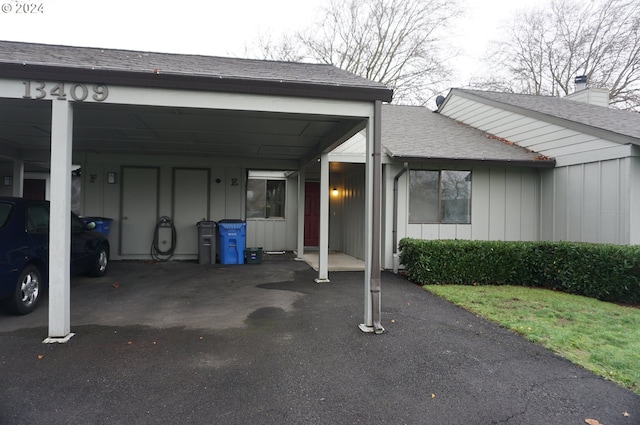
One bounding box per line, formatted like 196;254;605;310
217;220;246;265
82;217;113;237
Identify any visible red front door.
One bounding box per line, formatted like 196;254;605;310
304;182;320;246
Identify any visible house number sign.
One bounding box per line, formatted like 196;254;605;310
22;81;109;102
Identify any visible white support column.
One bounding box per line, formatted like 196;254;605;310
315;154;330;283
44;100;74;343
12;160;24;197
360;119;374;330
296;170;306;261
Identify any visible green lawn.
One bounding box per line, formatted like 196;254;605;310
423;285;640;395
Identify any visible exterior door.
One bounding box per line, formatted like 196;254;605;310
23;179;46;200
304;182;320;246
173;168;210;255
120;167;159;255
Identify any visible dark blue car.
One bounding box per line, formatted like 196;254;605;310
0;197;110;315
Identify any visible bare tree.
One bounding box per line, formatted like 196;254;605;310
250;0;462;105
475;0;640;110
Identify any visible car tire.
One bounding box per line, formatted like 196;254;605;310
87;245;109;277
7;264;42;315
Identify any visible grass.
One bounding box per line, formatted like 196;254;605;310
423;285;640;395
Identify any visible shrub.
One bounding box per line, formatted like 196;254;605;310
398;238;640;304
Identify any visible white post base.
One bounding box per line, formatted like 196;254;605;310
43;333;75;344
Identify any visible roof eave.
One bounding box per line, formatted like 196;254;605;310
0;63;394;103
388;155;557;168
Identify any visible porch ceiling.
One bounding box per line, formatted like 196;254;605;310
0;97;363;170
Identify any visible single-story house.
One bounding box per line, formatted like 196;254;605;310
2;40;639;339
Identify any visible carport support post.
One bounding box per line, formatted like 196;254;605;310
315;154;330;283
45;100;74;343
12;160;24;197
296;170;305;261
359;101;384;334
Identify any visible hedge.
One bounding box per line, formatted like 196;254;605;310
398;238;640;304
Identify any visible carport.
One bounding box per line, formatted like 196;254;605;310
0;41;392;341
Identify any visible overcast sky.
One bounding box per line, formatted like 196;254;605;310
0;0;548;87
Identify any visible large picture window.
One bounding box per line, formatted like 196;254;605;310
246;179;286;218
409;170;471;224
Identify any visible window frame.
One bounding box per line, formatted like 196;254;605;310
409;169;472;224
246;177;287;220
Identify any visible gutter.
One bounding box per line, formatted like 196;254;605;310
392;162;409;274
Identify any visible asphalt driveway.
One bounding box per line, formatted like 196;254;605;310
0;258;638;424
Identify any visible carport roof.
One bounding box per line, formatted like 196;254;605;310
381;104;555;167
0;40;393;102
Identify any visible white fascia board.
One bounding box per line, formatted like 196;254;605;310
0;78;374;118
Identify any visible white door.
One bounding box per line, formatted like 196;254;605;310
120;167;159;255
173;168;210;255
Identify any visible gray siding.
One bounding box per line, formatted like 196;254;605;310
540;158;633;244
385;162;541;269
246;175;298;251
78;152;286;260
340;167;366;260
442;96;619;166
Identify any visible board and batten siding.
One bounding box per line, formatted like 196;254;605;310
443;93;640;245
340;166;366;260
540;157;637;244
385;162;540;269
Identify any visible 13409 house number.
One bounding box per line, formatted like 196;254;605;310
22;81;109;102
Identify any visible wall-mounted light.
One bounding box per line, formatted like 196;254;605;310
332;187;339;196
107;172;117;184
3;176;12;186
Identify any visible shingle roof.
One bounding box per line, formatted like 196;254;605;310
0;40;392;101
382;104;554;167
452;89;640;143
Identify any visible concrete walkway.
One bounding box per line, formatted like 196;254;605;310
301;251;365;271
0;259;637;424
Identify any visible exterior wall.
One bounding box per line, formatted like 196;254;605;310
340;165;366;260
385;162;541;269
77;152;298;261
0;162;12;196
631;153;640;245
246;174;299;252
565;88;610;107
442;93;640;246
441;95;620;167
540;157;634;244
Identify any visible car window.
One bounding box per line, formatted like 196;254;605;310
0;202;12;229
26;204;50;234
71;214;84;234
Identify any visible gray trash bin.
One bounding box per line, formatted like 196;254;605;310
196;221;217;264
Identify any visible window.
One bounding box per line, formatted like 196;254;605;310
409;170;471;224
26;204;50;233
246;179;286;218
